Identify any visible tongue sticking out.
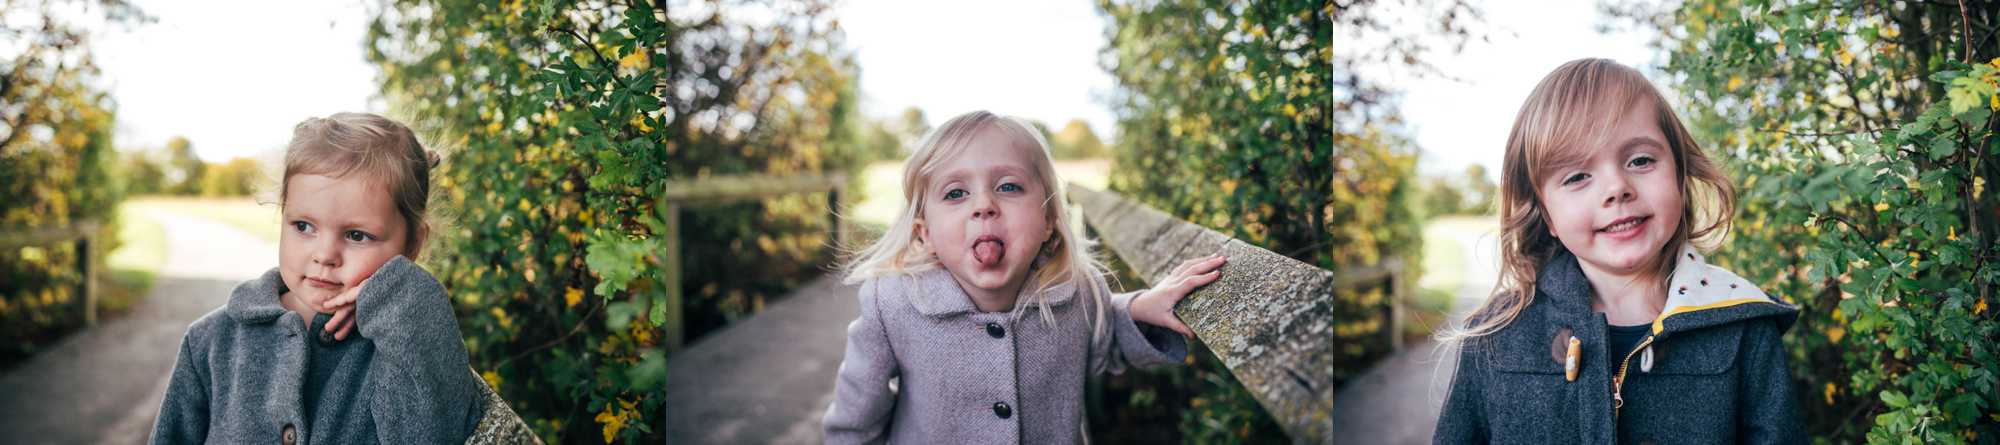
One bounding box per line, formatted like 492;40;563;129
973;239;1005;266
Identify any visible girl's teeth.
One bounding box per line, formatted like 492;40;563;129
1603;218;1642;232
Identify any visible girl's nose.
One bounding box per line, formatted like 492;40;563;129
313;240;341;267
972;195;999;220
1602;176;1635;206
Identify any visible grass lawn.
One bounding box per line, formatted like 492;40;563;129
849;158;1112;226
102;202;168;313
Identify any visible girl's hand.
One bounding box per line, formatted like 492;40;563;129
320;278;370;341
1131;254;1227;338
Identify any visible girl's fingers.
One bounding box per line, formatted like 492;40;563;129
335;311;356;340
1163;316;1194;338
326;309;349;336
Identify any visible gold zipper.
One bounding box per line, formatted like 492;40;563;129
1611;335;1655;418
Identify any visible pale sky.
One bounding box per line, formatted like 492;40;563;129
1363;0;1659;179
94;0;380;163
836;0;1118;143
89;0;1118;162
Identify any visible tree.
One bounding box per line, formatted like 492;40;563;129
118;149;165;196
368;1;861;442
1460;163;1493;214
897;106;930;144
1610;0;1999;441
162;136;203;195
0;0;144;366
199;157;263;197
1051;119;1107;159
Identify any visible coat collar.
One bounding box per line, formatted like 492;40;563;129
907;266;1078;318
1538;245;1798;336
226;267;291;325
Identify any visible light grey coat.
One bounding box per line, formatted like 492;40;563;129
822;267;1188;444
150;256;484;444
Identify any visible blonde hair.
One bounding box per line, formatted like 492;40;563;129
1442;58;1736;342
842;110;1111;338
280;112;441;259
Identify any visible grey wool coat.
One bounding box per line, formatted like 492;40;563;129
1434;247;1805;444
150;256;485;445
822;267;1188;444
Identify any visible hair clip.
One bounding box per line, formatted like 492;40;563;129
1564;336;1581;382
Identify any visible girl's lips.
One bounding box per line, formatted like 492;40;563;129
304;277;343;290
1597;215;1651;240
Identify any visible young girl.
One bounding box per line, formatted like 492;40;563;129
1432;58;1804;443
822;110;1226;443
150;113;484;444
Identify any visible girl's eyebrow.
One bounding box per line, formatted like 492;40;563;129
1619;135;1668;153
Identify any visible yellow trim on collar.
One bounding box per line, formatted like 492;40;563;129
1650;298;1773;334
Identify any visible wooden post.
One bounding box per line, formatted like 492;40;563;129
827;186;843;249
663;202;684;354
77;234;95;326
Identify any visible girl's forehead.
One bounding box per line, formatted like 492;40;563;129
926;138;1044;182
282;173;403;224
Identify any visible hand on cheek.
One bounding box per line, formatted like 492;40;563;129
319;278;370;341
1132;254;1228;338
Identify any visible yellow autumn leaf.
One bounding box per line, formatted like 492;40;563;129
1977;297;1988;314
482;370;503;391
618;49;648;70
1726;75;1743;91
1873;202;1889;212
1825;325;1844;344
1824;382;1836;405
565;287;584;308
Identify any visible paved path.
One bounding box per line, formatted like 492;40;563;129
1328;222;1502;445
0;212;276;445
663;275;858;444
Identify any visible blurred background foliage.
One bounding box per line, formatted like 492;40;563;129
1609;0;1999;442
0;0;145;369
1088;0;1436;441
364;0;869;442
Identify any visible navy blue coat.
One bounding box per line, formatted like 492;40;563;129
1434;247;1805;444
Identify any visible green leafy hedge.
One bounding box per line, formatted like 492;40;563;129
366;1;862;442
1615;1;1999;442
1094;0;1417;441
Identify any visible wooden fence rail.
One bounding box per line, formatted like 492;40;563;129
0;220;103;326
657;173;846;352
1070;185;1403;445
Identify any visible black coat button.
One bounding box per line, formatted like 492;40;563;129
993;401;1012;419
985;322;1005;338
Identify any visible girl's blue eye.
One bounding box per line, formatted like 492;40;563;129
997;182;1022;193
291;221;313;234
942;189;967;200
1561;173;1588;186
1629;156;1656;168
343;230;375;243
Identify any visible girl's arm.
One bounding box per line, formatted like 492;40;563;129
1432;340;1488;444
1736;318;1805;444
148;331;210;444
822;280;899;445
345;256;484;444
1093;255;1223;375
